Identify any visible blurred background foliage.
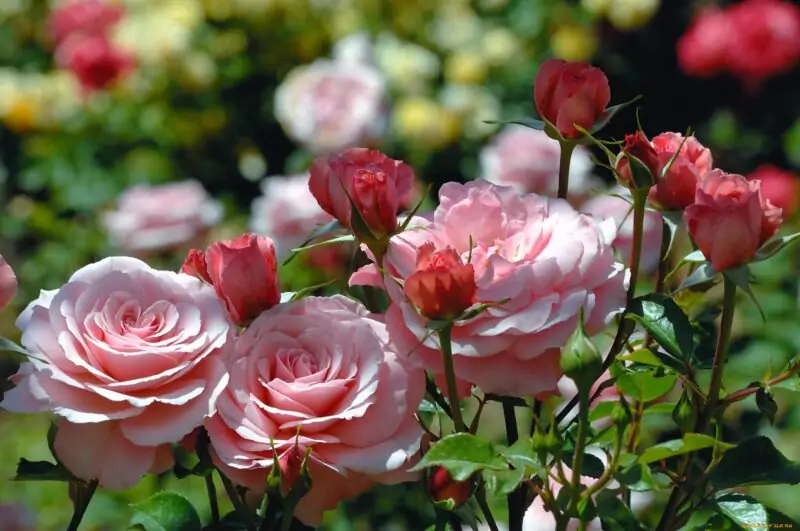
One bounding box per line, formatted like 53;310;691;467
1;0;800;529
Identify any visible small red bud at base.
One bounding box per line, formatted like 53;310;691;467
428;467;471;508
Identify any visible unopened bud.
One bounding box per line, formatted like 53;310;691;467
278;445;305;496
560;310;603;394
672;390;697;434
428;466;472;508
616;130;660;191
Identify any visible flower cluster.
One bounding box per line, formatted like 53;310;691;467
677;0;800;83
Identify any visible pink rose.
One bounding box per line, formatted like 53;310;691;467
350;181;628;397
0;254;17;313
649;132;713;210
479;125;599;204
581;187;664;273
747;164;799;217
0;257;233;490
677;7;732;78
725;0;800;82
309;148;416;240
274;58;388;155
206;295;425;526
56;34;134;93
685;169;783;272
180;233;281;325
48;0;124;45
102;180;223;253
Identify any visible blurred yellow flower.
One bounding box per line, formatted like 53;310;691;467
393;97;460;149
374;34;440;94
606;0;660;31
113;1;203;65
429;5;483;52
580;0;612;16
439;84;501;140
550;24;597;62
480;28;523;67
179;53;218;91
444;52;488;85
4;95;38;133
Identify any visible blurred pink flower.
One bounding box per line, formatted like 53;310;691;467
581;188;664;274
274;58;388;155
102;180;223;254
0;253;17;313
677;7;731;78
0;502;36;531
350;181;628;397
0;257;233;490
48;0;124;45
479;126;599;205
748;164;799;217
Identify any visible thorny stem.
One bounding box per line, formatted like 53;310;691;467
555;190;647;426
66;480;98;531
438;325;466;432
503;403;524;531
557;142;576;200
656;275;737;531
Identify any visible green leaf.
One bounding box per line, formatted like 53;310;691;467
714;493;799;528
752;233;800;263
615;460;671;491
659;210;683;261
484;467;525;495
562;452;605;479
0;337;28;355
724;266;765;323
289;234;356;254
675;262;718;292
618;348;686;374
13;458;77;482
756;387;778;426
499;438;547;475
288;278;338;302
626;294;694;361
710;436;800;489
638;434;725;465
589;95;643;134
589;401;616;423
595;490;645;531
616;369;677;403
410;433;508;481
130;492;202;531
483;117;546;130
282;219;345;265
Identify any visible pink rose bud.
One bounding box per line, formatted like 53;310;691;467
309;148;416;241
56;34;134;93
677;7;732;78
616;131;661;190
0;254;17;313
403;243;476;320
685;170;783;271
534;58;611;139
649;132;714;210
747;164;799;217
182;233;281;325
428;466;472;508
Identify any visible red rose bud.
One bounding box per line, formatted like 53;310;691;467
747;164;799;217
685;170;783;271
180;249;212;284
616;130;660;190
534;59;611;139
428;467;472;508
309;148;416;242
649;132;713;210
181;233;281;325
403;243;476;320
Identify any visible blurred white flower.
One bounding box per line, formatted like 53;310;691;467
373;33;440;94
480;27;523;67
102;180;222;253
274;58;387;154
332;31;374;66
439;84;501;140
479;125;600;203
428;5;483;51
250;173;334;257
112;1;203;65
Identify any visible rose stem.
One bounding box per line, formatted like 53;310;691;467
557;142;576;200
503;402;524;531
66;480;98;531
205;474;220;524
438;325;465;433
